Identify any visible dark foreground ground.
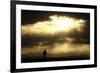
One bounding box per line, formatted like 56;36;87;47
22;55;90;63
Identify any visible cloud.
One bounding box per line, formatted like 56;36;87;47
21;14;90;61
22;15;86;36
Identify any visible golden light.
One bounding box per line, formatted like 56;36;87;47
50;15;75;31
50;15;86;32
50;15;70;29
22;15;86;35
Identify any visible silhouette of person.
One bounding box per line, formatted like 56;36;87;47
43;49;47;59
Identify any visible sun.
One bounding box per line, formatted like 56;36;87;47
50;15;69;28
49;15;81;32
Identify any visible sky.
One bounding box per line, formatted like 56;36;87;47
21;10;90;62
21;10;90;48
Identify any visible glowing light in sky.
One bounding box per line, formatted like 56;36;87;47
22;15;86;35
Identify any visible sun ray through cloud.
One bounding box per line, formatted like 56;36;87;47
22;15;86;36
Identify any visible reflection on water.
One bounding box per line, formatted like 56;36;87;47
21;41;90;62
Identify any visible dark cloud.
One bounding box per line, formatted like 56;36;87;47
21;10;90;25
21;10;90;48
